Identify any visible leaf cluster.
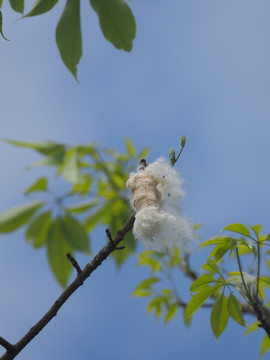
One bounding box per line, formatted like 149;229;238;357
186;223;270;355
1;0;136;79
133;249;182;324
0;138;149;287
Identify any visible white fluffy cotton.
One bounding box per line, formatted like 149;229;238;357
126;157;193;253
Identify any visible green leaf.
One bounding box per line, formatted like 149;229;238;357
47;218;73;287
200;237;236;248
64;199;98;213
137;252;162;273
202;260;219;273
90;0;136;52
165;303;178;323
190;274;216;292
0;11;9;41
260;335;270;357
25;211;51;248
61;214;90;253
137;147;150;160
244;321;260;335
133;277;160;296
0;0;3;8
224;223;251;238
24;0;58;17
0;201;44;233
9;0;24;13
58;150;82;183
260;277;270;288
84;204;111;231
227;293;246;326
6;139;65;156
210;294;229;340
56;0;82;79
24;177;48;194
125;138;135;157
209;244;231;263
251;224;262;237
185;286;217;321
147;297;163;319
133;289;152;297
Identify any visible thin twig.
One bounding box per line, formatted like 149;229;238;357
0;214;135;360
67;253;82;275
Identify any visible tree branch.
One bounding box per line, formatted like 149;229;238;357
0;214;135;360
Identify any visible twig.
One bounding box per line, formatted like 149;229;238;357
66;253;82;275
0;214;135;360
105;228;125;250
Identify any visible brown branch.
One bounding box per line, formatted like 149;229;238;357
0;214;135;360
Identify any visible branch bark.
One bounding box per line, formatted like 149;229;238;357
0;214;135;360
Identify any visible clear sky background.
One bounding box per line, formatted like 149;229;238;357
0;0;270;359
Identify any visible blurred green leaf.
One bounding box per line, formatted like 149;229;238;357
137;252;162;273
84;203;111;231
56;0;82;79
47;218;73;287
209;244;231;263
0;201;44;233
125;138;135;157
61;214;90;253
24;0;58;17
147;297;163;319
58;149;83;183
244;321;260;335
6;139;65;156
200;237;236;248
170;247;181;267
251;224;262;237
71;174;93;195
0;0;2;8
133;289;152;297
24;177;48;194
25;211;51;248
227;293;246;326
90;0;136;51
260;335;270;357
190;274;216;292
0;11;9;41
202;260;219;273
211;294;229;340
224;223;251;238
137;147;150;161
260;277;270;288
133;277;160;296
165;303;178;323
185;286;217;321
64;199;98;213
9;0;24;13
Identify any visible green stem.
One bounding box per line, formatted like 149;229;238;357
256;240;261;303
235;247;252;303
174;147;184;164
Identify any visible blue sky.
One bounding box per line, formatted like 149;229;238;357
0;0;270;359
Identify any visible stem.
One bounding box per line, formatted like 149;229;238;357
256;239;261;303
235;247;252;303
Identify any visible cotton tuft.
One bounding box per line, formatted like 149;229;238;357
126;157;194;253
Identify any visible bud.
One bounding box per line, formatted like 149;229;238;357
169;148;176;166
181;135;186;149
